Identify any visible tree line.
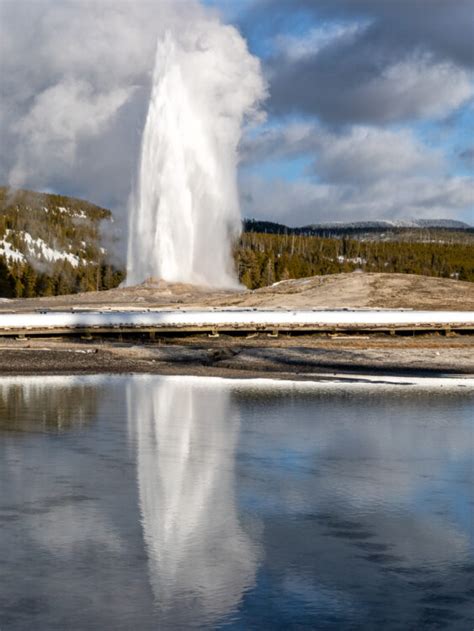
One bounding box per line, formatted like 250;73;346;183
0;258;124;298
235;231;474;288
1;183;473;297
0;230;472;297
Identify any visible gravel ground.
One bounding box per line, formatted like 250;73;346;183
0;334;472;379
0;273;472;379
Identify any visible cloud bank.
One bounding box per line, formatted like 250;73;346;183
0;0;206;215
0;0;473;232
241;122;474;225
237;0;474;225
262;0;474;125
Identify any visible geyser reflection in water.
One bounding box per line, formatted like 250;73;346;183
126;18;266;287
127;377;258;627
1;375;473;629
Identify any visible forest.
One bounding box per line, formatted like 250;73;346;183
0;187;472;297
3;230;472;298
0;187;124;297
235;231;474;288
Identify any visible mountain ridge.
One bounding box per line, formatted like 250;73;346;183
244;217;473;236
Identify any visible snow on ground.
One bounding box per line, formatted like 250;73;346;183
337;256;367;265
0;229;82;267
21;231;81;267
0;236;25;263
0;309;472;330
0;373;472;389
58;206;87;219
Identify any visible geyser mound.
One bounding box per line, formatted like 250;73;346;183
126;18;265;288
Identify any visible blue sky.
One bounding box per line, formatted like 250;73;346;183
223;0;474;225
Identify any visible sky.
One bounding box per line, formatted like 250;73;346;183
0;0;473;229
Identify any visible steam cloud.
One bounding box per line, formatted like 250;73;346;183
126;18;265;287
1;0;265;276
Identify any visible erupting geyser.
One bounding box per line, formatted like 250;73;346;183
126;18;265;287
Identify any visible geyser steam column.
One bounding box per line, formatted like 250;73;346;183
127;20;265;287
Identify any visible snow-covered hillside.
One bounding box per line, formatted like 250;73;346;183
0;187;123;296
0;229;86;267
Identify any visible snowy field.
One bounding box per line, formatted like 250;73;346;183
0;309;473;331
1;373;473;389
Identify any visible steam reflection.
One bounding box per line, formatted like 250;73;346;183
128;377;258;627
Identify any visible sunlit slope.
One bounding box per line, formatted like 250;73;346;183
0;187;123;296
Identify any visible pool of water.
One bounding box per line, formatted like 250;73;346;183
0;375;473;630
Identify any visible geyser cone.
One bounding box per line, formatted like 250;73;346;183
127;22;265;288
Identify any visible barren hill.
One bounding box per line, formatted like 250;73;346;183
1;273;473;312
214;273;474;310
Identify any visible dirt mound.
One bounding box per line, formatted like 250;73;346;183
0;273;473;312
211;273;474;310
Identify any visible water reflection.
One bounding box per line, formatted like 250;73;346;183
128;377;258;628
0;376;96;432
0;376;472;630
230;385;474;629
0;377;145;631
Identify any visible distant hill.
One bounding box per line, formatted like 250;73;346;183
244;218;473;241
304;219;472;230
238;218;474;287
0;187;123;297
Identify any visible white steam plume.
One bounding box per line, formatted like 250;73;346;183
126;18;266;287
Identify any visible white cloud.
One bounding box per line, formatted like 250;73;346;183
0;0;203;204
241;173;474;225
361;56;474;122
241;119;474;224
269;38;474;125
242;121;445;179
9;80;133;188
313;126;444;184
273;22;365;61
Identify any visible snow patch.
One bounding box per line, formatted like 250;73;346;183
0;230;83;267
337;256;367;265
21;231;81;267
0;309;472;330
0;236;26;263
57;206;87;219
1;373;473;390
